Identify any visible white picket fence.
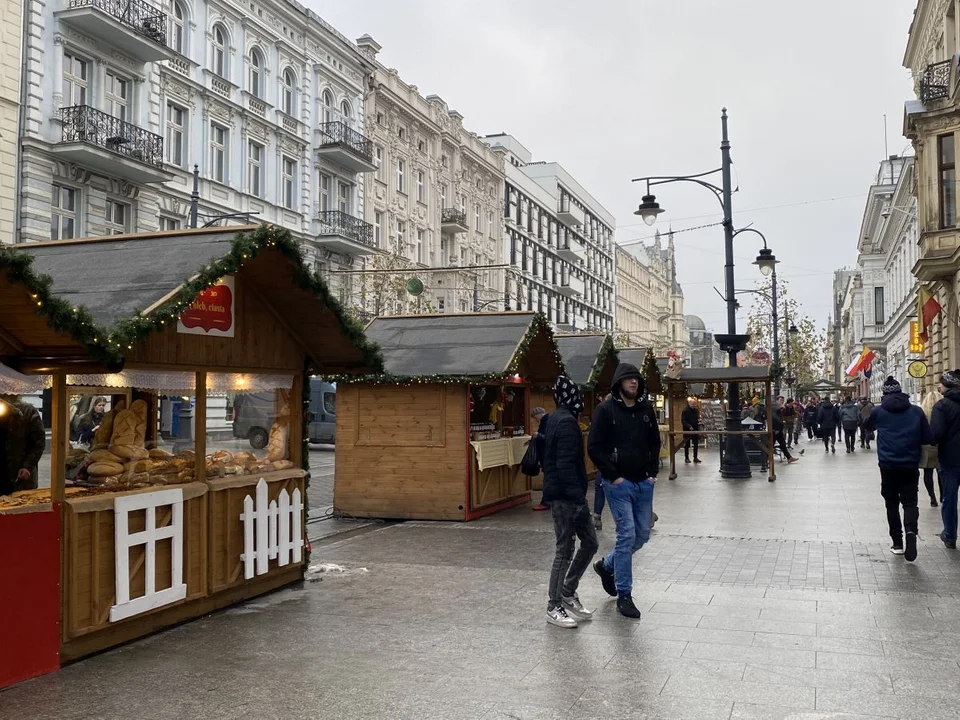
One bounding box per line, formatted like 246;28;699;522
240;478;304;580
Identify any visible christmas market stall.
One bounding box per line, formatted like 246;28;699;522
664;366;774;481
333;312;565;521
0;224;381;679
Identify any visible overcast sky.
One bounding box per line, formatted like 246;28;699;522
317;0;917;335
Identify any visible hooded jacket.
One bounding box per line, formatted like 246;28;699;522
816;400;839;431
541;406;587;504
932;388;960;467
803;403;818;426
839;400;860;429
680;404;700;431
588;363;661;481
1;400;45;494
859;400;875;423
863;392;932;468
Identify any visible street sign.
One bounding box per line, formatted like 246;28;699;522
909;321;924;353
750;350;770;364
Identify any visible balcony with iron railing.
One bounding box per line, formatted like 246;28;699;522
440;208;468;234
52;105;172;184
55;0;173;63
316;122;376;173
919;58;955;105
315;210;377;255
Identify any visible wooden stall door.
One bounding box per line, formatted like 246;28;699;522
468;451;528;512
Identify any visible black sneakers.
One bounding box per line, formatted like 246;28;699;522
905;532;918;562
940;531;957;550
593;560;617;597
617;594;641;619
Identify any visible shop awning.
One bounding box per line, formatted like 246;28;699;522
0;362;50;394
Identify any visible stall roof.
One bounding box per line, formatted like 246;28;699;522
363;311;564;384
616;348;648;368
667;366;772;383
555;334;617;389
9;225;382;374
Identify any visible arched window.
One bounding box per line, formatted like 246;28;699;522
322;89;335;124
170;1;185;54
340;100;352;125
212;24;227;78
249;47;264;98
281;68;296;116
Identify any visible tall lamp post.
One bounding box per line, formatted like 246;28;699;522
736;284;799;397
633;108;777;479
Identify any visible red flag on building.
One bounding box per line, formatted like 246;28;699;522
918;287;942;343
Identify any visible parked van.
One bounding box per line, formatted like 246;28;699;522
232;378;336;448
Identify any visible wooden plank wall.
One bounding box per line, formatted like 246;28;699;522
469;454;528;510
334;384;468;520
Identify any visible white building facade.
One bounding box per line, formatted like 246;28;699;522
482;134;615;332
352;36;505;316
855;156;920;399
18;0;378;298
1;0;22;242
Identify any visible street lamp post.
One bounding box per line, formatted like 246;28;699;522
188;165;260;228
633;109;775;479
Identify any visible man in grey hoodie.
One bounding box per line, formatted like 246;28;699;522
839;396;861;454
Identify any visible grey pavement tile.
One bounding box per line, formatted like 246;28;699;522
641;611;703;627
742;665;894;693
660;675;816;709
698;614;818;636
816;651;960;675
643;623;756;646
606;655;746;682
890;671;960;700
753;631;884;656
816;688;958;720
480;705;572;720
730;703;894;720
569;690;734;720
650;600;762;619
759;607;879;627
682;642;817;668
816;623;884;641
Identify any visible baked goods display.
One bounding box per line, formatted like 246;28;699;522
204;449;294;477
0;487;98;511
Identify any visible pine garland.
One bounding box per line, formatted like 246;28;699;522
0;225;385;373
641;347;664;395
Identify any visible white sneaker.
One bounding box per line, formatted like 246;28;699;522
562;594;594;620
890;544;905;555
546;606;578;628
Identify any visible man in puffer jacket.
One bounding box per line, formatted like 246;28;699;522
817;398;839;453
542;376;598;628
864;377;932;562
932;370;960;550
839;396;860;454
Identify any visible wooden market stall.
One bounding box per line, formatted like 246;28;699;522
0;225;380;678
664;366;775;481
334;312;565;521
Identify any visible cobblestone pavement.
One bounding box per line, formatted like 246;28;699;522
4;435;960;719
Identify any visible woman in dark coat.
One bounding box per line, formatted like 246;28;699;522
817;398;839;453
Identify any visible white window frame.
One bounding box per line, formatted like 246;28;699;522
416;170;425;204
51;184;78;240
210;123;227;183
105;198;131;235
281;68;296;116
212;24;228;78
104;70;130;121
319;172;331;212
282;156;296;210
396;159;405;194
62;52;89;107
248;140;264;197
374;211;383;247
375;146;385;182
340;100;352;126
337;181;351;214
416;229;424;264
170;1;186;54
322;89;335;124
160;215;182;232
475;205;482;232
396;219;405;251
165;102;185;167
249;47;264;99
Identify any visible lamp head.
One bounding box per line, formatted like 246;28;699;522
634;194;664;226
753;248;778;277
789;322;799;335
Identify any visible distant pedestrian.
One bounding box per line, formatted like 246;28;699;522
859;398;876;449
863;376;931;562
920;390;942;508
803;399;819;440
681;398;701;464
781;397;797;448
817;397;839;453
840;396;860;453
588;362;661;620
542;377;598;628
530;407;550;512
772;396;799;467
932;370;960;550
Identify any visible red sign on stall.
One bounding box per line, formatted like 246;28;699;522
177;275;235;338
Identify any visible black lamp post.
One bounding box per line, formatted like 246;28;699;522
187;165;261;228
633;108;771;479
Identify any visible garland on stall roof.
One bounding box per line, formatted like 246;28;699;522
583;334;619;390
0;245;121;364
324;312;567;386
641;347;664;395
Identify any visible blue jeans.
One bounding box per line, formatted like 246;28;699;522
593;472;605;515
601;477;655;594
941;465;960;542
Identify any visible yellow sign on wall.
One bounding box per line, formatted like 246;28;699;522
909;321;924;353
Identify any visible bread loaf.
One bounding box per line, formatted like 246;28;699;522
110;444;149;460
210;450;233;463
125;459;151;474
130;399;148;446
266;422;289;462
93;400;125;448
149;448;173;459
89;449;123;464
271;460;295;471
88;461;125;477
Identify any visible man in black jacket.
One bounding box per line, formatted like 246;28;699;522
932;370;960;550
817;398;839;453
542;376;598;628
588;362;661;619
803;399;819;440
681;398;701;464
773;396;799;466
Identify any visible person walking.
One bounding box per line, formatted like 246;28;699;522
817;397;839;453
542;377;598;628
840;396;860;453
0;394;45;496
803;398;819;440
781;397;797;448
772;397;800;467
932;370;960;550
681;398;701;464
920;390;942;508
863;377;931;562
588;362;661;620
859;398;876;449
530;407;551;511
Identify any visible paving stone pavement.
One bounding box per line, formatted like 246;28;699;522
3;436;960;719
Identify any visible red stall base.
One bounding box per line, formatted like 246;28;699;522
0;507;61;689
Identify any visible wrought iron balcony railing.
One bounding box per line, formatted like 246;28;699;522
920;59;953;104
317;121;373;161
67;0;167;45
441;208;467;226
316;210;375;247
60;105;164;169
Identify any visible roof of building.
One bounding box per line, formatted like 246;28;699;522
666;366;772;383
685;315;707;331
363;311;563;384
555;334;618;389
